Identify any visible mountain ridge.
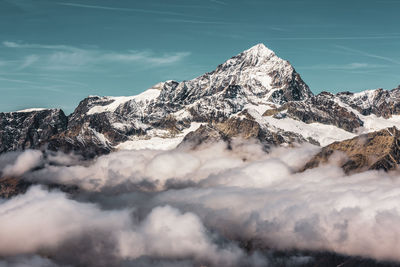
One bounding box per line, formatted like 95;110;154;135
0;43;399;158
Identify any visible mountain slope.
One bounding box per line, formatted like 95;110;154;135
302;126;400;173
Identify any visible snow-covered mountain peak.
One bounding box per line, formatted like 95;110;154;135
220;43;279;70
241;43;276;59
154;43;312;110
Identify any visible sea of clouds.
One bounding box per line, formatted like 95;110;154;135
1;139;400;266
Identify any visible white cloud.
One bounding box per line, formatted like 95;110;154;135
3;41;20;48
18;55;39;70
8;140;400;263
5;138;400;264
210;0;228;5
102;51;191;65
58;2;183;16
301;62;388;70
2;41;190;71
335;45;400;65
0;186;252;266
3;41;76;51
2;150;42;177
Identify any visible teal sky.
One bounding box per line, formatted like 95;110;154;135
1;0;399;114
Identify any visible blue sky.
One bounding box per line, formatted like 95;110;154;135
1;0;399;113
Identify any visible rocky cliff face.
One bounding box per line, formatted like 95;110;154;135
264;91;364;132
156;44;312;109
0;109;67;153
0;44;399;158
338;86;400;118
303;127;400;174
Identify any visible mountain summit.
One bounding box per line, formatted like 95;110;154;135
157;43;312;109
0;44;399;157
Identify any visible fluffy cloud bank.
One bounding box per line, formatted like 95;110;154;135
1;140;400;265
0;186;254;266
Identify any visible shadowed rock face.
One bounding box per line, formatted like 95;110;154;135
0;175;80;199
179;111;309;150
264;92;364;133
0;109;68;154
178;124;227;150
338;86;400;118
0;177;32;198
303;127;400;174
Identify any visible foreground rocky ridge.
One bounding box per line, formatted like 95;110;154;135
303;127;400;174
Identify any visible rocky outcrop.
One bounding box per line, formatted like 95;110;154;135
179;110;310;150
178;124;227;149
303;127;400;173
264;92;364;133
0;176;32;198
338;85;400;118
0;109;67;153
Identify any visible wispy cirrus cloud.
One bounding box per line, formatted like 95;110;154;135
210;0;228;5
0;76;40;85
335;45;400;65
18;55;39;70
300;62;389;70
58;2;184;16
161;18;232;25
3;41;76;51
266;35;400;41
104;51;191;65
2;41;191;71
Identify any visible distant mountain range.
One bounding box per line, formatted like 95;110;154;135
1;43;400;169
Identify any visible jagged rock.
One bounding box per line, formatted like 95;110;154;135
179;111;310;150
264;92;364;132
337;85;400;118
0;109;67;153
302;127;400;173
148;43;312;125
46;128;112;159
215;116;262;139
178;124;227;149
156;44;312;108
0;175;80;199
0;176;32;198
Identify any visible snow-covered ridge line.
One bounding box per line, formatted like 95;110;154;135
117;122;203;151
87;88;161;115
14;108;49;113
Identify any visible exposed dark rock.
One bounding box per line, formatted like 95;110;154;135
0;109;68;153
179;112;311;150
337;86;400;118
46;128;112;159
178;124;227;150
264;92;364;132
302;127;400;174
0;176;32;198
